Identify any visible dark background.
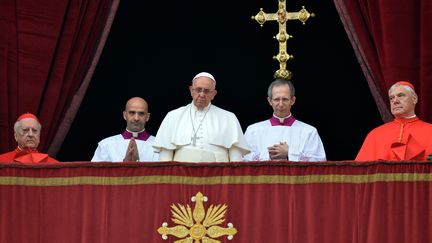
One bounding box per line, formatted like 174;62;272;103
57;0;382;161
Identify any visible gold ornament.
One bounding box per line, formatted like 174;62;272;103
252;1;315;80
158;192;237;242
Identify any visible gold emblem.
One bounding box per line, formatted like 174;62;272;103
157;192;238;242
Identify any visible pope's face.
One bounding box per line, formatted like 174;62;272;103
15;118;41;150
389;85;417;118
189;77;217;110
267;84;296;118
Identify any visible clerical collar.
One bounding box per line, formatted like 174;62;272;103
121;129;150;141
191;102;211;112
400;114;417;119
15;146;38;153
394;116;419;124
270;114;296;126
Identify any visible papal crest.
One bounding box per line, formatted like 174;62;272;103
157;192;237;242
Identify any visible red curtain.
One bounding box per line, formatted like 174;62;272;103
334;0;432;123
0;0;119;155
1;161;431;243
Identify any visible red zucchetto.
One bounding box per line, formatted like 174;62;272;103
16;113;40;123
394;81;415;93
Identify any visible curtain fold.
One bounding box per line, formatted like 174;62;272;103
334;0;432;123
0;0;119;156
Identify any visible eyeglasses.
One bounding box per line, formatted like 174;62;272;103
192;87;214;95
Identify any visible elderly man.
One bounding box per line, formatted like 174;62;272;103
356;81;432;161
91;97;158;162
0;113;58;163
153;72;249;162
243;79;326;161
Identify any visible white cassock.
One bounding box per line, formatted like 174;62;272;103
243;118;326;161
91;135;158;162
153;102;250;162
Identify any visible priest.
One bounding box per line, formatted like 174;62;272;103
91;97;158;162
356;81;432;161
153;72;250;162
0;113;59;163
243;79;326;161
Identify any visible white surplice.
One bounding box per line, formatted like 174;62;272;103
243;119;326;162
91;135;158;162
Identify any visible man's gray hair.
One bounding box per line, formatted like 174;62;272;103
388;83;416;96
267;79;295;98
14;119;42;133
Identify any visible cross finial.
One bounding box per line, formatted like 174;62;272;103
252;1;315;80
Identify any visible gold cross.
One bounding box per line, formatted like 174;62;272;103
252;0;314;80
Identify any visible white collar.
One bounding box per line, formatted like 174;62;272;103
191;102;212;112
273;113;292;123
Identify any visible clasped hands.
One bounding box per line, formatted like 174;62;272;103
123;138;140;162
268;142;289;160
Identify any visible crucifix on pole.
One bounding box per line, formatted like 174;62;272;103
252;0;314;80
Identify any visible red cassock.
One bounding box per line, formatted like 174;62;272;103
356;117;432;161
0;148;59;163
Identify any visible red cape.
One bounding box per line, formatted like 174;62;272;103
0;148;59;163
356;117;432;161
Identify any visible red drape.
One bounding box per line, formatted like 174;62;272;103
334;0;432;123
0;0;119;155
1;161;431;243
